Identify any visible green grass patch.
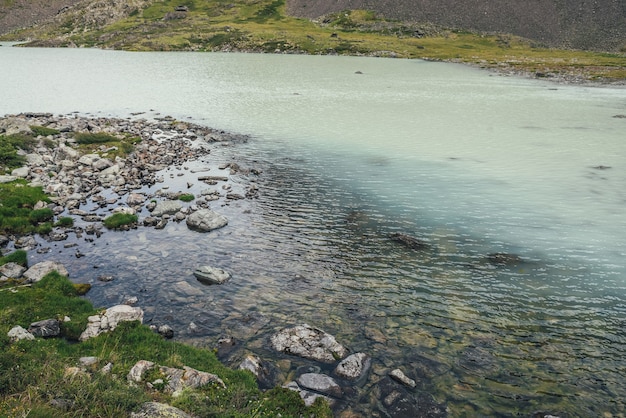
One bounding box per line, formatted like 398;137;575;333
0;180;52;235
74;132;120;144
73;132;141;159
0;133;38;171
54;216;74;227
29;125;60;137
0;249;28;267
103;213;138;229
0;271;332;417
178;193;195;202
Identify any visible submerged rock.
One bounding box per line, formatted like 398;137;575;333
487;252;523;266
270;323;348;363
389;232;429;250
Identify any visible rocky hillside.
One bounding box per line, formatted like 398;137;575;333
286;0;626;51
0;0;78;34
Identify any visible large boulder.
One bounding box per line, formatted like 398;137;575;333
79;305;144;341
186;209;228;232
270;323;348;363
23;261;69;283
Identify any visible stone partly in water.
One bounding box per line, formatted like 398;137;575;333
334;352;371;383
22;261;69;283
270;323;348;363
296;373;343;398
193;266;231;285
376;376;447;418
186;209;228;232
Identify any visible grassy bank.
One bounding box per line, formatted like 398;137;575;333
0;270;332;417
1;0;624;82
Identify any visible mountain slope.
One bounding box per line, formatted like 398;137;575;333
286;0;625;51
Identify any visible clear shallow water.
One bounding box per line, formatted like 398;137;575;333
2;44;626;416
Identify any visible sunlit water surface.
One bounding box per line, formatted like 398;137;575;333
2;45;626;416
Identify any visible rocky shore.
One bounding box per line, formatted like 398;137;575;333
0;112;451;417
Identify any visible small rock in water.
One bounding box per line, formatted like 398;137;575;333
389;368;416;388
193;266;231;285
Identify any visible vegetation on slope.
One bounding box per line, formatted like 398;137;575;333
1;0;624;82
0;270;332;417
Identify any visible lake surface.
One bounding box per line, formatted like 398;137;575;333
2;44;626;416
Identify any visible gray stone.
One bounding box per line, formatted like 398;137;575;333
80;304;144;341
238;354;281;389
14;235;37;250
270;323;348;363
389;368;416;388
152;200;182;217
157;325;174;339
128;360;155;383
0;262;27;279
186;209;228;232
23;261;69;283
7;325;35;342
194;266;231;285
11;166;29;178
283;381;335;407
131;402;194;418
79;356;99;367
28;319;61;338
296;373;343;398
334;352;371;382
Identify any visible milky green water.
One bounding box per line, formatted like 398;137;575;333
2;45;626;416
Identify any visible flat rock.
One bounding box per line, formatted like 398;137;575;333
193;266;231;285
23;261;68;283
186;209;228;232
152;200;182;217
390;368;416;388
284;381;335;407
296;373;343;398
270;323;348;363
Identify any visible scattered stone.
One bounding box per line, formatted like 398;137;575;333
186;209;228;232
296;373;343;398
128;360;226;393
270;323;348;363
284;380;335;407
23;260;69;283
193;266;231;285
151;200;182;217
131;402;194;418
389;368;416;388
376;376;446;418
0;262;27;279
97;274;115;282
80;304;144;341
79;356;99;367
157;325;174;339
28;318;61;338
7;325;35;342
334;352;371;382
238;354;281;389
